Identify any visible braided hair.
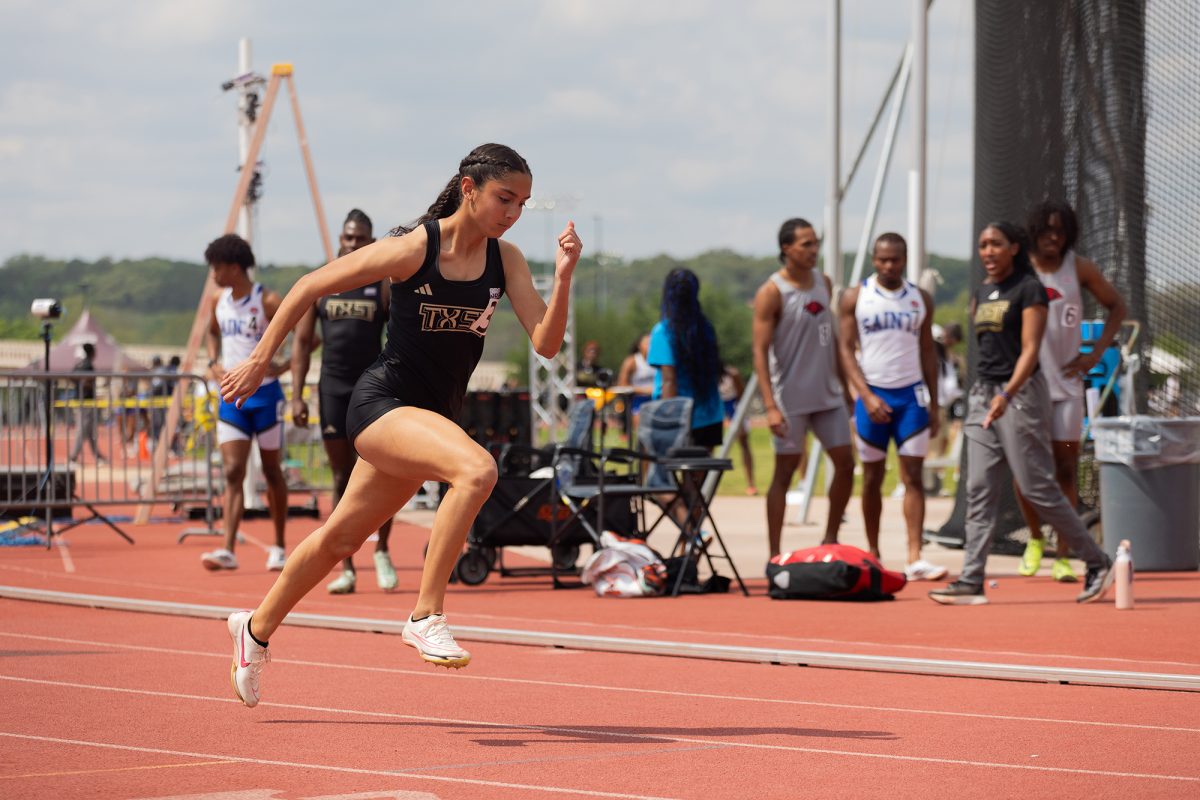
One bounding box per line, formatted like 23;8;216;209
660;267;721;404
389;143;531;236
344;208;373;233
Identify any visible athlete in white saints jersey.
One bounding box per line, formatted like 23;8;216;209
838;233;945;581
202;234;289;574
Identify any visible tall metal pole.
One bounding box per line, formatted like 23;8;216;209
827;0;842;286
908;0;928;284
237;38;253;242
850;45;914;287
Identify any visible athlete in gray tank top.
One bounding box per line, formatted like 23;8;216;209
766;272;844;414
753;218;856;560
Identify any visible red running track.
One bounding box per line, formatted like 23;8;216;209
3;602;1200;799
1;509;1199;798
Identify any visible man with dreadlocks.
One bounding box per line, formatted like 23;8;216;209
647;267;725;452
753;218;855;560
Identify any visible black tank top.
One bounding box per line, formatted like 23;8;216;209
380;220;506;419
317;281;387;382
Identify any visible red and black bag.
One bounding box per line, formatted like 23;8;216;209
766;544;906;601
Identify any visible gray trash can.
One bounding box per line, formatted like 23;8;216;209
1093;416;1200;571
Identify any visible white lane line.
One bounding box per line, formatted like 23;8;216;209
3;632;1199;735
3;588;1195;691
2;683;1198;784
54;540;75;574
1;760;237;780
0;731;681;800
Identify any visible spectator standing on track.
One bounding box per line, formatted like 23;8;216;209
929;222;1113;606
648;268;725;452
837;233;946;581
1016;201;1127;582
291;209;398;595
69;343;105;463
200;234;290;574
219;143;581;707
753;218;855;560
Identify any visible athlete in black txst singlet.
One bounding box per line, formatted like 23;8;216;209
291;209;397;595
218;144;581;708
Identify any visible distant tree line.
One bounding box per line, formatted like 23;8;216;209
0;250;977;381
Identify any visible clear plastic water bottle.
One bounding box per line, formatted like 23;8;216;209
554;458;576;492
1115;539;1134;610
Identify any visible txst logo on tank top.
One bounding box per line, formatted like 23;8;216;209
417;287;501;338
324;298;377;322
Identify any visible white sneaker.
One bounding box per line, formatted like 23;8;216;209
374;551;398;592
201;548;238;571
906;559;949;581
327;569;356;594
402;613;471;669
265;546;287;571
226;610;269;707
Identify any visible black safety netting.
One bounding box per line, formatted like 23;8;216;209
933;1;1200;554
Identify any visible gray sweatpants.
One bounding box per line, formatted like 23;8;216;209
961;371;1106;585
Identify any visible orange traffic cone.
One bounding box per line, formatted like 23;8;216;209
138;430;150;461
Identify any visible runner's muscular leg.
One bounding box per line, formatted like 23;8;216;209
323;436;359;571
251;459;421;640
353;407;497;619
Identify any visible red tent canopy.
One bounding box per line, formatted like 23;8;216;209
28;310;148;372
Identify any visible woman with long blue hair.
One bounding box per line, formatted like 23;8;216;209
647;267;724;450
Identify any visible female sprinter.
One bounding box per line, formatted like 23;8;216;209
218;143;581;707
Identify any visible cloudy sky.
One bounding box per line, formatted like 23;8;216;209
1;0;975;267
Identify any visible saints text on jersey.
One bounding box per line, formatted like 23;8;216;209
219;316;260;338
860;309;921;335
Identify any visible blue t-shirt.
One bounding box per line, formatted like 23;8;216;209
647;320;724;429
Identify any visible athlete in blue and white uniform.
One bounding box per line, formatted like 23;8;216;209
201;234;289;573
838;232;945;581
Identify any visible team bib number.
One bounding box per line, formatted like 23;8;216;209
1061;303;1080;328
469;292;501;336
914;383;930;408
819;322;831;347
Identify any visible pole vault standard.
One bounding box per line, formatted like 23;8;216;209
135;61;334;525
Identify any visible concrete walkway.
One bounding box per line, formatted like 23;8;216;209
408;489;1044;583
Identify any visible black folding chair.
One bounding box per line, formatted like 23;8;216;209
591;398;748;596
459;400;614;587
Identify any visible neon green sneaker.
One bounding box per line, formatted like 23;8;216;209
1018;538;1044;576
1051;558;1078;583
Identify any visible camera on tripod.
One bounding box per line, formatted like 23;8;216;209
30;299;63;320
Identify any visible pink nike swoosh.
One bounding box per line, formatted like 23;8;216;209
239;628;251;668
